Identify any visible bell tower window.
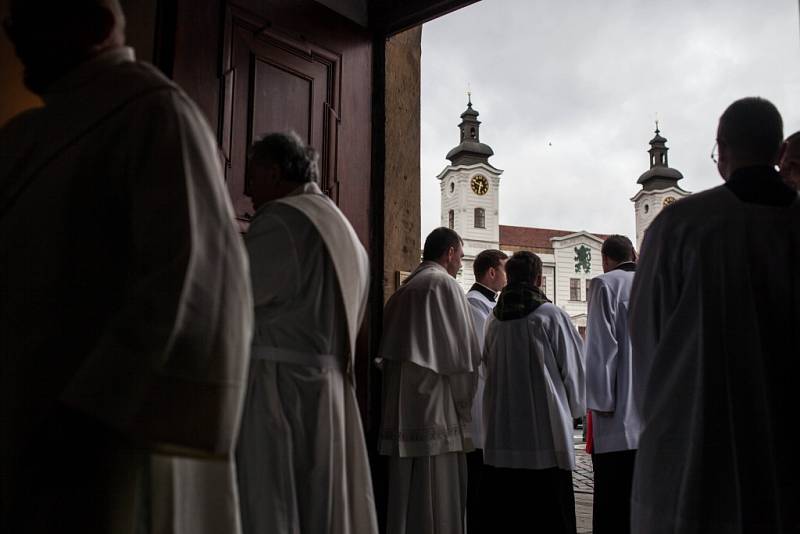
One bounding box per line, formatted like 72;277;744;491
448;209;454;229
474;208;485;228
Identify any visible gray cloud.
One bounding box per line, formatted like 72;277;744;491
420;0;800;241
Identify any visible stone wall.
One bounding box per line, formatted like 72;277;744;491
383;25;423;302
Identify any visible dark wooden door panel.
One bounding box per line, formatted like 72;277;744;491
222;5;341;223
251;60;313;141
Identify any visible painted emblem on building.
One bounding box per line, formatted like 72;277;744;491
574;245;591;273
662;196;676;207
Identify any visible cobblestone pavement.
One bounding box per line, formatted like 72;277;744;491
573;429;594;534
573;447;594;494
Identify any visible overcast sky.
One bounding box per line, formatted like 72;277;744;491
420;0;800;242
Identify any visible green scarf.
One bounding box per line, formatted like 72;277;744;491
493;283;551;321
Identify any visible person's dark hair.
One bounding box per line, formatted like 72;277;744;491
601;235;635;263
473;249;508;278
719;97;783;162
249;132;319;184
423;227;463;261
505;251;542;286
784;131;800;155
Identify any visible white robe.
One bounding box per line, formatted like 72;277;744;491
483;303;585;471
466;286;496;450
236;182;377;534
379;261;481;456
0;48;252;534
584;265;641;453
629;184;800;533
379;261;480;534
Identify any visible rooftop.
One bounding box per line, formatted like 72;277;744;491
499;225;609;250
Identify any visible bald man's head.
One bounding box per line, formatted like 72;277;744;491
716;97;783;180
5;0;126;93
779;131;800;191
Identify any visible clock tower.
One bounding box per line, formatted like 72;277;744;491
630;124;690;249
438;96;503;288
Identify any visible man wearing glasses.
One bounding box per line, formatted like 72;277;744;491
630;97;800;533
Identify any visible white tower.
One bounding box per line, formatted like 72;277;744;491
631;124;690;249
438;96;503;290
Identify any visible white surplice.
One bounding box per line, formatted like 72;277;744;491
483;303;585;471
466;286;496;449
0;48;252;534
379;261;481;534
584;265;641;453
236;182;377;534
630;183;800;534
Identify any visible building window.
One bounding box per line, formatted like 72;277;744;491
570;278;581;301
450;181;455;193
448;209;454;229
578;326;587;339
585;279;592;302
474;207;485;228
540;276;547;294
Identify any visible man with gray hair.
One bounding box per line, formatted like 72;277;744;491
1;1;252;533
631;97;800;533
236;132;378;534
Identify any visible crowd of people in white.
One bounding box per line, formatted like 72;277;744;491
2;2;800;533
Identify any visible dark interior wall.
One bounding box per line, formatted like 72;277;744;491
0;0;41;126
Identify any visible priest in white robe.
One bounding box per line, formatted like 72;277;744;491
630;97;800;534
464;249;507;533
235;132;378;534
584;235;640;534
482;251;585;534
379;227;481;534
1;2;252;533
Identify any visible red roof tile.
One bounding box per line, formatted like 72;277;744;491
499;225;609;250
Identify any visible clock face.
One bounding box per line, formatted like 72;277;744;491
471;174;489;195
662;196;676;207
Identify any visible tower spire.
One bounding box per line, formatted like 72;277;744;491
445;95;494;166
636;123;684;191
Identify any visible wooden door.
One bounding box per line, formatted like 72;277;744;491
170;0;374;419
221;5;343;225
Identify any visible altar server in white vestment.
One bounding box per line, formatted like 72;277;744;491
0;2;252;533
464;249;507;533
584;235;640;534
630;97;800;534
235;133;378;534
379;227;481;534
482;251;585;534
